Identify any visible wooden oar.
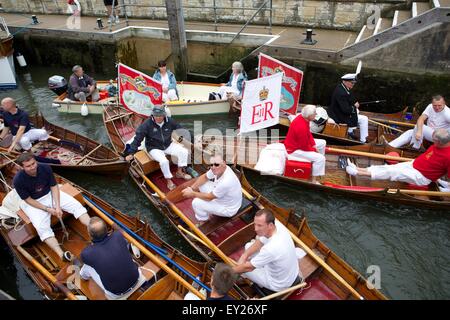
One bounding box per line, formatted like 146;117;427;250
368;119;404;133
370;118;415;128
139;172;234;266
259;282;307;300
74;144;102;165
241;188;365;300
84;198;206;300
326;147;414;162
177;224;209;247
387;189;450;197
16;245;78;300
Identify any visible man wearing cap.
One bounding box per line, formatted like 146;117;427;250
124;106;191;190
328;73;368;143
67;65;99;102
388;95;450;150
153;60;178;102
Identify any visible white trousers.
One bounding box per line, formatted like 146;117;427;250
368;161;432;186
218;85;239;99
148;142;189;179
192;181;240;222
162;89;178;102
80;264;145;300
388;125;434;149
348;115;369;143
287;139;326;176
14;128;49;150
20;191;87;241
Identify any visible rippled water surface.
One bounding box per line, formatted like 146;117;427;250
0;66;449;300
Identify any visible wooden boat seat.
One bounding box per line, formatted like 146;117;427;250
134;150;160;175
200;197;253;236
323;122;348;138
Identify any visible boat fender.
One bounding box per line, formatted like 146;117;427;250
80;102;89;116
51;103;61;108
16;53;27;67
130;243;141;259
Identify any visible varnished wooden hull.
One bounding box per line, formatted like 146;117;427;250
103;106;387;300
28;114;128;177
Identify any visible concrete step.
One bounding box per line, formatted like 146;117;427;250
412;2;432;17
438;0;450;7
393;10;412;26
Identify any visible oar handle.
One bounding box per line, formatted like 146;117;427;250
16;245;78;300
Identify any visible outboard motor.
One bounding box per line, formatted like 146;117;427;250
48;75;68;96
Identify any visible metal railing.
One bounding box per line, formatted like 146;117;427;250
108;0;273;35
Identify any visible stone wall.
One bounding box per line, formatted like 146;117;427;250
1;0;406;31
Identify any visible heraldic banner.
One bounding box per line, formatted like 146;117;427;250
118;63;163;117
258;53;303;115
240;72;283;134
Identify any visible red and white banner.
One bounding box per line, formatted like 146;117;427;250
118;63;163;117
258;53;303;115
240;72;283;134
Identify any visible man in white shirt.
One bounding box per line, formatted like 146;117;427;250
182;154;242;224
389;95;450;149
232;209;301;292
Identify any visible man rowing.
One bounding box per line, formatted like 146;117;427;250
182;153;242;226
124;106;192;190
388;95;450;150
283;104;326;184
13;153;90;262
0;97;49;153
328;73;368;143
232;209;302;293
346;128;450;186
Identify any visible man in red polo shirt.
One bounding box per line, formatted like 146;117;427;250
283;105;327;184
346;128;450;185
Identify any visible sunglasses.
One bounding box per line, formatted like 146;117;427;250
210;163;221;167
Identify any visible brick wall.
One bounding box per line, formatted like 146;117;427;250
1;0;405;30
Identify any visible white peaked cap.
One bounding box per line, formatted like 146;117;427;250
341;73;357;81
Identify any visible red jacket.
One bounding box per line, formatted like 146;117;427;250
413;144;450;181
283;115;316;153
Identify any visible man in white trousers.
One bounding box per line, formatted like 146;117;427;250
13;152;90;262
125;106;191;190
0;97;49;153
283;104;326;184
388;95;450;150
232;209;301;293
182;154;242;225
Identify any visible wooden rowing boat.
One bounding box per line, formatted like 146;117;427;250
0;114;129;177
0;160;256;300
53;81;230;116
230;102;419;146
103;105;387;300
196;135;449;210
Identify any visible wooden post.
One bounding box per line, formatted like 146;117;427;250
165;0;188;80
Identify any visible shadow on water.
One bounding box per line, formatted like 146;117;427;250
1;65;450;299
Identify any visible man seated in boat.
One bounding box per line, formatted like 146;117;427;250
0;97;49;153
328;73;368;143
388;95;450;150
67;65;100;102
284;104;326;184
218;61;247;100
80;217;145;300
346;128;450;186
232;209;302;293
13;152;91;262
124;106;192;190
184;263;237;300
181;153;242;225
152;60;178;102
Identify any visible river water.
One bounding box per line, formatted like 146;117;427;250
0;66;449;300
